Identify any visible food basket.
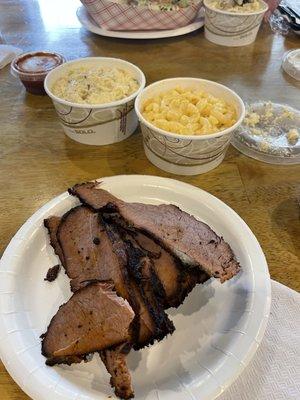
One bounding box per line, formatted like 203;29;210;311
80;0;202;31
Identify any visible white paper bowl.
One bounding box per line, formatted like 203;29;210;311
44;57;146;145
135;78;245;175
204;0;268;47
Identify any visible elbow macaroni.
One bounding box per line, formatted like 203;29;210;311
142;87;237;135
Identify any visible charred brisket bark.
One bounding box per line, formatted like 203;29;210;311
69;182;240;282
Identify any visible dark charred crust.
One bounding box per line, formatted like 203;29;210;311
170;266;210;309
105;202;119;213
104;212;210;309
68;182;108;213
124;240;145;282
93;237;100;245
99;215;141;346
121;236;175;343
44;219;50;230
103;213;180;265
132;324;174;350
125;230;161;259
149;267;168;308
114;388;134;400
102;213;198;339
44;217;65;266
44;264;60;282
102;219;174;347
45;354;88;366
68;181;97;197
124;235;168;310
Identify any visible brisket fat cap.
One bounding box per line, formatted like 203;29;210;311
41;282;134;363
69;182;240;283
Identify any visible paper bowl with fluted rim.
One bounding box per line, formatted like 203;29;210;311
44;57;146;145
135;78;245;175
203;0;268;47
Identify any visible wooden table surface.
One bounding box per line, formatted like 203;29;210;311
0;0;299;398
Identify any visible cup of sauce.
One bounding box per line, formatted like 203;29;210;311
11;51;65;95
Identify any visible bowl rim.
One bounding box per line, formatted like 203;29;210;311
83;0;203;12
135;77;246;140
44;57;146;109
11;51;65;77
203;0;268;16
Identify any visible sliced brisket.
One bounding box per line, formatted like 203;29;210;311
42;282;134;366
44;264;61;282
103;220;175;349
69;182;240;283
42;181;223;400
55;206;130;296
45;208;138;397
44;216;65;266
133;232;209;308
100;343;134;399
45;206;171;348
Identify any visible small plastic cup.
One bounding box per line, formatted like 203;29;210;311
282;49;300;81
11;51;65;95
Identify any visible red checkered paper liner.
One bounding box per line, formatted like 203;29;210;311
80;0;202;31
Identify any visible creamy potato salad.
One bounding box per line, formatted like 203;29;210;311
206;0;264;12
51;66;139;105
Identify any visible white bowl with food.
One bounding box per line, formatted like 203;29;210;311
44;57;146;145
204;0;268;47
80;0;203;31
135;78;245;175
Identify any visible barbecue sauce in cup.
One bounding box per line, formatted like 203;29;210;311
11;51;65;95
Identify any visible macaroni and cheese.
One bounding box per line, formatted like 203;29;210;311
142;86;237;135
51;66;139;105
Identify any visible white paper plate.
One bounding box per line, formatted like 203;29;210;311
76;6;204;39
0;175;271;400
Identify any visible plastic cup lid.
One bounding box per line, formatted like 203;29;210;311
282;49;300;81
231;101;300;165
0;45;22;70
